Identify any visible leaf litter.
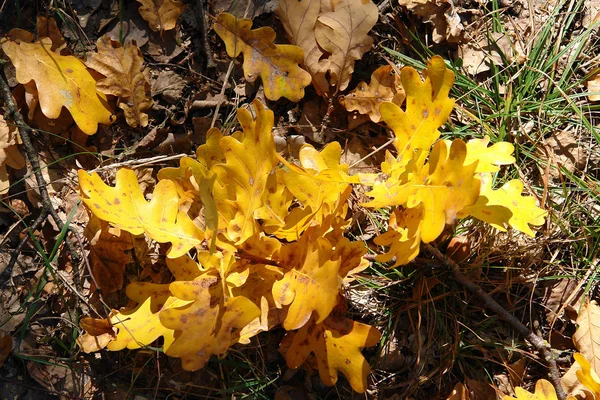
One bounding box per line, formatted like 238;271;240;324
0;0;598;399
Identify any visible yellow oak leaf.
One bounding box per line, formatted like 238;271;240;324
374;206;423;267
84;215;134;293
573;353;600;397
160;276;260;370
213;13;312;102
365;139;481;243
283;314;381;393
136;0;184;32
78;168;203;258
86;35;153;128
211;100;279;244
276;142;357;239
165;254;205;281
1;37;113;135
0;114;25;195
503;379;560;400
254;169;294;234
381;56;455;170
464;136;515;173
273;232;342;330
459;176;546;236
108;281;193;351
334;237;369;281
276;0;378;95
340;65;405;122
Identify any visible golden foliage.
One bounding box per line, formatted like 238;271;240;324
213;13;312;102
1;37;112;135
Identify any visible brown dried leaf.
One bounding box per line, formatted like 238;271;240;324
0;331;12;367
84;215;134;293
86;35;153;128
36;16;66;52
0;114;25;194
446;382;470;400
398;0;463;43
587;72;600;102
276;0;378;95
136;0;184;32
340;65;405;122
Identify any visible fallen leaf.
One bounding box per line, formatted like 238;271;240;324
151;69;187;104
282;314;381;393
340;65;405;122
160;275;260;370
447;382;470;400
1;37;113;135
86;35;153;128
277;0;378;95
136;0;184;32
78;168;203;258
84;215;134;293
213;13;312;102
0;114;25;194
504;379;559;399
273;233;342;330
36;16;66;52
398;0;463;43
459;176;547;237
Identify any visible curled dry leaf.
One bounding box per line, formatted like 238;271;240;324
83;215;134;293
213;13;312;102
340;65;405;122
86;35;153;128
1;37;113;135
36;16;66;52
276;0;378;95
398;0;463;43
136;0;185;32
0;114;25;194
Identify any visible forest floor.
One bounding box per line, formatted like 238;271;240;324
0;0;599;399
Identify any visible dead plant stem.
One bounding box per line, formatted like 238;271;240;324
0;72;81;287
424;243;566;400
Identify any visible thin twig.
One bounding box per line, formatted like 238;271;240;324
423;243;566;400
0;72;81;285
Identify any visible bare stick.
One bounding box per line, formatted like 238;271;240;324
424;243;566;400
0;72;81;284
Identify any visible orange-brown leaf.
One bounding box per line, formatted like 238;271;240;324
86;35;153;128
136;0;184;32
340;65;405;122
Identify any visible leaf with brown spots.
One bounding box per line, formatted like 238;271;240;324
1;37;113;135
282;313;381;393
340;65;405;122
159;275;260;370
273;230;342;330
86;35;153;128
108;281;194;351
210;100;279;244
136;0;184;32
213;13;312;102
78;168;203;258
